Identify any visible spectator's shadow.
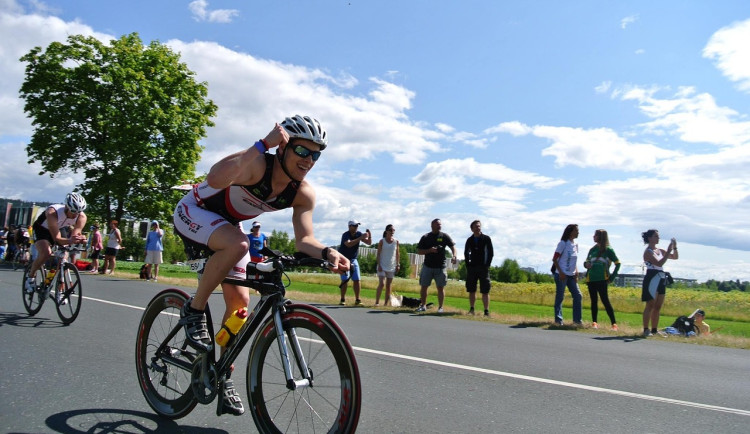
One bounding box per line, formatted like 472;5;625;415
510;321;548;329
44;408;227;434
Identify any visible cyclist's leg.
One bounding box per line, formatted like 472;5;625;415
218;281;250;414
188;224;249;310
174;200;249;351
26;240;51;291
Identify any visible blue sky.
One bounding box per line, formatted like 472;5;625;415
2;0;750;282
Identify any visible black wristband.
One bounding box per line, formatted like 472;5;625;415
321;247;330;260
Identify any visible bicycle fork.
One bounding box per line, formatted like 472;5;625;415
273;306;313;391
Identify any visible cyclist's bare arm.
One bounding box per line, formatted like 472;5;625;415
291;183;349;274
207;124;289;188
68;212;88;244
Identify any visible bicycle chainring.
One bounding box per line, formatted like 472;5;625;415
191;354;218;405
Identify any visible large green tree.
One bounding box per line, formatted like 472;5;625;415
19;33;217;223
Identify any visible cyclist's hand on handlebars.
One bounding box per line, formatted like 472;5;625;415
327;250;350;274
69;234;87;244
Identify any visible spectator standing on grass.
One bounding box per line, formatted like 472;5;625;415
583;229;620;331
144;221;164;281
552;224;583;326
0;226;7;261
247;221;268;263
464;220;493;316
102;220;122;275
641;229;678;337
416;218;457;313
88;224;102;273
338;220;371;305
374;224;399;306
5;225;16;261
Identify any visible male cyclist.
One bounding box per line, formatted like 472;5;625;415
25;193;88;296
173;115;350;416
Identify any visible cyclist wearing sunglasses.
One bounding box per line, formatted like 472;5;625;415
173;114;350;416
25;193;88;293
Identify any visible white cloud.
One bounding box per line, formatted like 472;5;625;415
704;18;750;93
620;85;750;147
188;0;239;23
160;40;447;168
412;158;564;204
484;121;531;136
595;81;612;94
620;14;638;29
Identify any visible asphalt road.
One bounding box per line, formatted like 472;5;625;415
1;266;748;433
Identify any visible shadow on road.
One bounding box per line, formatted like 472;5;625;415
593;335;646;343
0;311;66;328
44;408;227;434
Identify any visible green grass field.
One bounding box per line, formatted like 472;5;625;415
101;261;750;348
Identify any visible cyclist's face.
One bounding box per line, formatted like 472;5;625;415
283;139;321;180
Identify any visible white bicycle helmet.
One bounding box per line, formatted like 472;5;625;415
281;115;328;149
65;192;87;213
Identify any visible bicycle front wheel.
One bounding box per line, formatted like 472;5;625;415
55;262;82;325
135;289;198;419
247;304;361;434
22;265;45;316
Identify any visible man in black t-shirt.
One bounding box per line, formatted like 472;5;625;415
416;218;457;313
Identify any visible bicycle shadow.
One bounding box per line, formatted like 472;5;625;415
0;311;66;328
43;408;227;434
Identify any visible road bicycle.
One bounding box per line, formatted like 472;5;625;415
135;248;362;433
11;244;31;270
22;245;84;325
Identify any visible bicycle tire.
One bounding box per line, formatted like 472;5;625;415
135;289;199;419
55;262;82;325
247;304;361;434
21;265;45;316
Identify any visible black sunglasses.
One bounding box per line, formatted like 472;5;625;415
291;144;322;161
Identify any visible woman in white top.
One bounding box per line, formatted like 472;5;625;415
375;224;400;306
641;229;678;336
102;220;123;275
552;224;583;325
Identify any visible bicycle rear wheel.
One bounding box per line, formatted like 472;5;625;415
135;289;199;419
21;265;45;316
247;304;361;434
55;262;82;325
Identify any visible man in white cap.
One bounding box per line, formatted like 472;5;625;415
338;220;371;305
247;221;268;263
144;220;164;281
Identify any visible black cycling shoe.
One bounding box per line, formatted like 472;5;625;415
179;298;212;352
219;379;244;416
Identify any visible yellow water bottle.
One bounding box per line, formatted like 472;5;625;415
45;268;57;285
215;308;249;347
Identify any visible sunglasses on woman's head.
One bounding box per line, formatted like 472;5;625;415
291;144;321;161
